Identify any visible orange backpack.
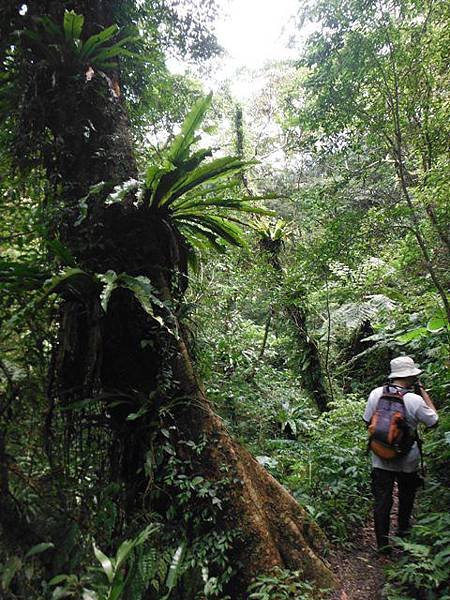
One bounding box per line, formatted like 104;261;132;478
368;386;415;459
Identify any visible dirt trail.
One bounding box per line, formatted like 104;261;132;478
326;490;402;600
327;520;388;600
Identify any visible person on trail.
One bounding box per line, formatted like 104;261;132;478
363;356;438;554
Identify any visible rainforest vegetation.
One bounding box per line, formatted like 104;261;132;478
0;0;449;598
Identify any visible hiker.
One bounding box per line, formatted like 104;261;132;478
363;356;438;554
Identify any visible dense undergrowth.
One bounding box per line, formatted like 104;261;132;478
188;245;450;599
2;243;448;599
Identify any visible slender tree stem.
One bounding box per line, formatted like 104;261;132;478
384;25;450;322
259;307;273;358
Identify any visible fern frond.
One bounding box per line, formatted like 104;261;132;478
166;93;213;165
137;94;277;260
161;157;252;207
178;215;246;247
63;10;84;45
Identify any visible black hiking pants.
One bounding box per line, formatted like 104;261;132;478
371;468;421;550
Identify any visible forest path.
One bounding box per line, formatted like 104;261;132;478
327;519;387;600
326;489;402;599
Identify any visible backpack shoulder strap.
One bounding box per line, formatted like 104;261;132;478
381;384;409;401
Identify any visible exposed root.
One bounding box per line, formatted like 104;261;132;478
177;403;338;597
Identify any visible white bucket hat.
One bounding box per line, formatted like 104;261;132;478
389;356;422;379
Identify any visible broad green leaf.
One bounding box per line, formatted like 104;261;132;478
177;221;228;253
181;214;246;247
48;574;70;586
88;36;138;62
115;539;134;571
427;317;448;333
396;327;428;343
63;10;84;44
145;164;169;192
109;585;126;600
25;542;55;559
79;25;119;59
126;404;149;421
93;544;114;583
138;94;264;258
165;542;186;591
167;93;213;165
134;524;159;546
173;196;274;215
175;180;240;202
1;556;22;590
161;157;251;206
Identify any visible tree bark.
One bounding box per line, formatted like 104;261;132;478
181;409;336;595
285;304;330;413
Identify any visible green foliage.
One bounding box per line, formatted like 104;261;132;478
0;543;54;596
2;263;176;338
0;1;449;597
385;512;450;599
0;10;137;174
91;525;158;600
270;396;370;542
98;270;175;333
45;524;179;600
104;94;272;262
153;433;239;596
19;10;137;72
253;218;291;242
191;250;371;541
247;567;321;600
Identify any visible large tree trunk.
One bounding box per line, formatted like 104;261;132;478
156;341;336;594
6;1;336;595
